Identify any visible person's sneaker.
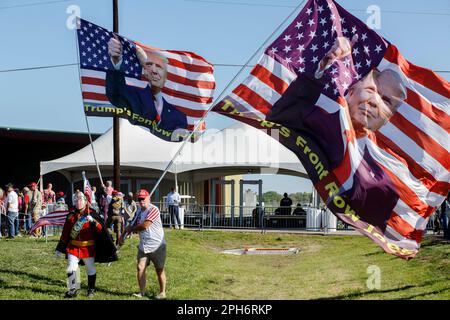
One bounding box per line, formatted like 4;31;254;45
132;292;145;298
64;289;78;299
87;289;95;298
155;292;166;300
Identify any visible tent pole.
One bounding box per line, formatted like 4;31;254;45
148;1;305;199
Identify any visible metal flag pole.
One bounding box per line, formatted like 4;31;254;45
148;1;306;199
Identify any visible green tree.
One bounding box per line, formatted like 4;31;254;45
263;191;282;206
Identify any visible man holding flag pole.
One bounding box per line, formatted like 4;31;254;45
118;188;167;299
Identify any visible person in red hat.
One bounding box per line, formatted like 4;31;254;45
119;188;167;299
56;191;65;204
55;190;117;298
106;189;124;246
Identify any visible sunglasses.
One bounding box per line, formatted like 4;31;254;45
138;198;147;201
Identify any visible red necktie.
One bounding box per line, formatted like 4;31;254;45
153;95;161;123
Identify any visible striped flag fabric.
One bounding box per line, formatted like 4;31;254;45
82;171;93;204
28;210;69;235
212;0;449;259
77;18;215;141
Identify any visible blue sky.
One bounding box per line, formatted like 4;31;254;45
1;0;449;194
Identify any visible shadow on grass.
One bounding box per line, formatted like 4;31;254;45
0;268;63;287
0;278;63;296
397;286;450;300
0;268;135;298
315;285;416;300
315;279;445;300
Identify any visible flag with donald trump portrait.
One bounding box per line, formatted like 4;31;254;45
212;0;450;259
77;18;215;142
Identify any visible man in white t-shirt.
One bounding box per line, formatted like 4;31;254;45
120;188;166;299
5;183;19;239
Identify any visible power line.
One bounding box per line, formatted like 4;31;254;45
0;63;449;74
184;0;450;16
0;0;71;10
0;63;78;73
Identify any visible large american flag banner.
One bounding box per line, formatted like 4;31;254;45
213;0;450;259
77;18;215;141
28;210;69;235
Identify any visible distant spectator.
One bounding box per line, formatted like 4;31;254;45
43;183;56;204
166;187;181;229
56;191;66;204
91;186;97;204
279;193;293;215
106;190;124;246
105;181;114;196
0;187;5;237
441;192;450;240
22;187;32;233
293;203;307;215
252;203;263;227
5;183;19;239
97;186;110;222
27;182;42;237
124;192;137;229
17;189;25;234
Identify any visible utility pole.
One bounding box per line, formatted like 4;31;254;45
113;0;120;190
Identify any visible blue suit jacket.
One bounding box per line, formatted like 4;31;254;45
105;70;188;131
266;74;398;231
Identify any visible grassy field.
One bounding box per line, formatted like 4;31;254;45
0;229;448;300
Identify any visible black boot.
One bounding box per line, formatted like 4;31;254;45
87;274;96;298
65;272;78;298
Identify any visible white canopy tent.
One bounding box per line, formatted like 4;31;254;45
40;119;309;183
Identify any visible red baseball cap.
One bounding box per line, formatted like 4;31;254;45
137;189;150;199
29;182;37;187
112;190;119;196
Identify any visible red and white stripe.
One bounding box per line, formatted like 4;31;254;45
29;210;69;235
145;204;160;222
365;45;450;246
81;45;215;132
229;54;296;119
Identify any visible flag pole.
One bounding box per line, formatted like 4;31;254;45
112;0;121;192
148;1;306;199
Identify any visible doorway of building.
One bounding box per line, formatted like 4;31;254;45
120;179;132;195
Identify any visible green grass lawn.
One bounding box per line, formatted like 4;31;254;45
0;229;448;300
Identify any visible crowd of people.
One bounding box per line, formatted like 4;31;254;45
0;182;66;238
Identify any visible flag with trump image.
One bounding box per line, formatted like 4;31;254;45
212;0;450;259
77;18;215;142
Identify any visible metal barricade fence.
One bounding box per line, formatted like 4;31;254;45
151;202;438;233
0;201;439;237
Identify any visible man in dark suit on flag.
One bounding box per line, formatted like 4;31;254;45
105;36;188;132
267;36;406;231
